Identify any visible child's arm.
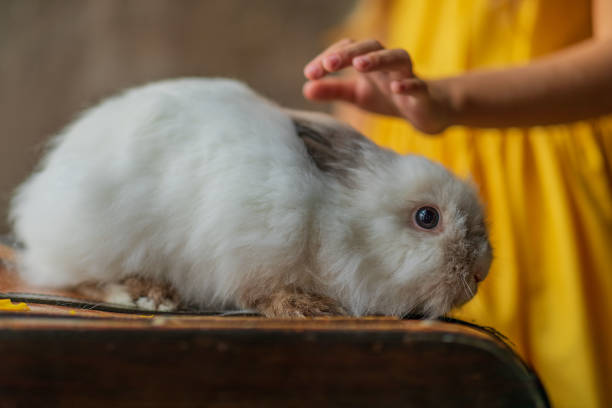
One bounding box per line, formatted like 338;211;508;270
303;0;612;133
436;38;612;129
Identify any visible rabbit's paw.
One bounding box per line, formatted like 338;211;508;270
246;288;346;318
76;277;179;311
118;276;180;311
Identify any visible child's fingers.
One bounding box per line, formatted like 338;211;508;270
353;49;413;76
320;39;385;73
302;78;357;103
304;38;354;80
390;78;427;94
304;39;385;79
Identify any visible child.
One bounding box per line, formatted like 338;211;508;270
302;1;612;407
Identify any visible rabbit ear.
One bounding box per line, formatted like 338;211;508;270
291;112;373;183
293;119;343;172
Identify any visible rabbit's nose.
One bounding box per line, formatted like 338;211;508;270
472;242;492;284
473;263;489;283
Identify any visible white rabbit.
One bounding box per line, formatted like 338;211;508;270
9;78;491;317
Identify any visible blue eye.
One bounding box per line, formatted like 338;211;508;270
415;206;439;229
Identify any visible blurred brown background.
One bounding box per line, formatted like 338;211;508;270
0;0;356;234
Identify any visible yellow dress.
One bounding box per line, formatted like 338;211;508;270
342;1;612;407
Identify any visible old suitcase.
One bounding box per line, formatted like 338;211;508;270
0;242;549;407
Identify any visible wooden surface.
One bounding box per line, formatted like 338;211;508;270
0;244;549;407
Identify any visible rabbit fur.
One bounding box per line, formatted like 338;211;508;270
9;78;492;317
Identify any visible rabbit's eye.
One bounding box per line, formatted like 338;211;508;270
415;206;439;230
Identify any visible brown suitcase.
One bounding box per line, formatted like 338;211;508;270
0;243;549;407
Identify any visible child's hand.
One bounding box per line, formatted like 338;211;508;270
303;39;453;134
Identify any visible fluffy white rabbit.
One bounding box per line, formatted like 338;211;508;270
10;78;491;317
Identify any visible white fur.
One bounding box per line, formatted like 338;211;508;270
10;78;491;317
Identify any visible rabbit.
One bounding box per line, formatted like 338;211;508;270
9;77;492;318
